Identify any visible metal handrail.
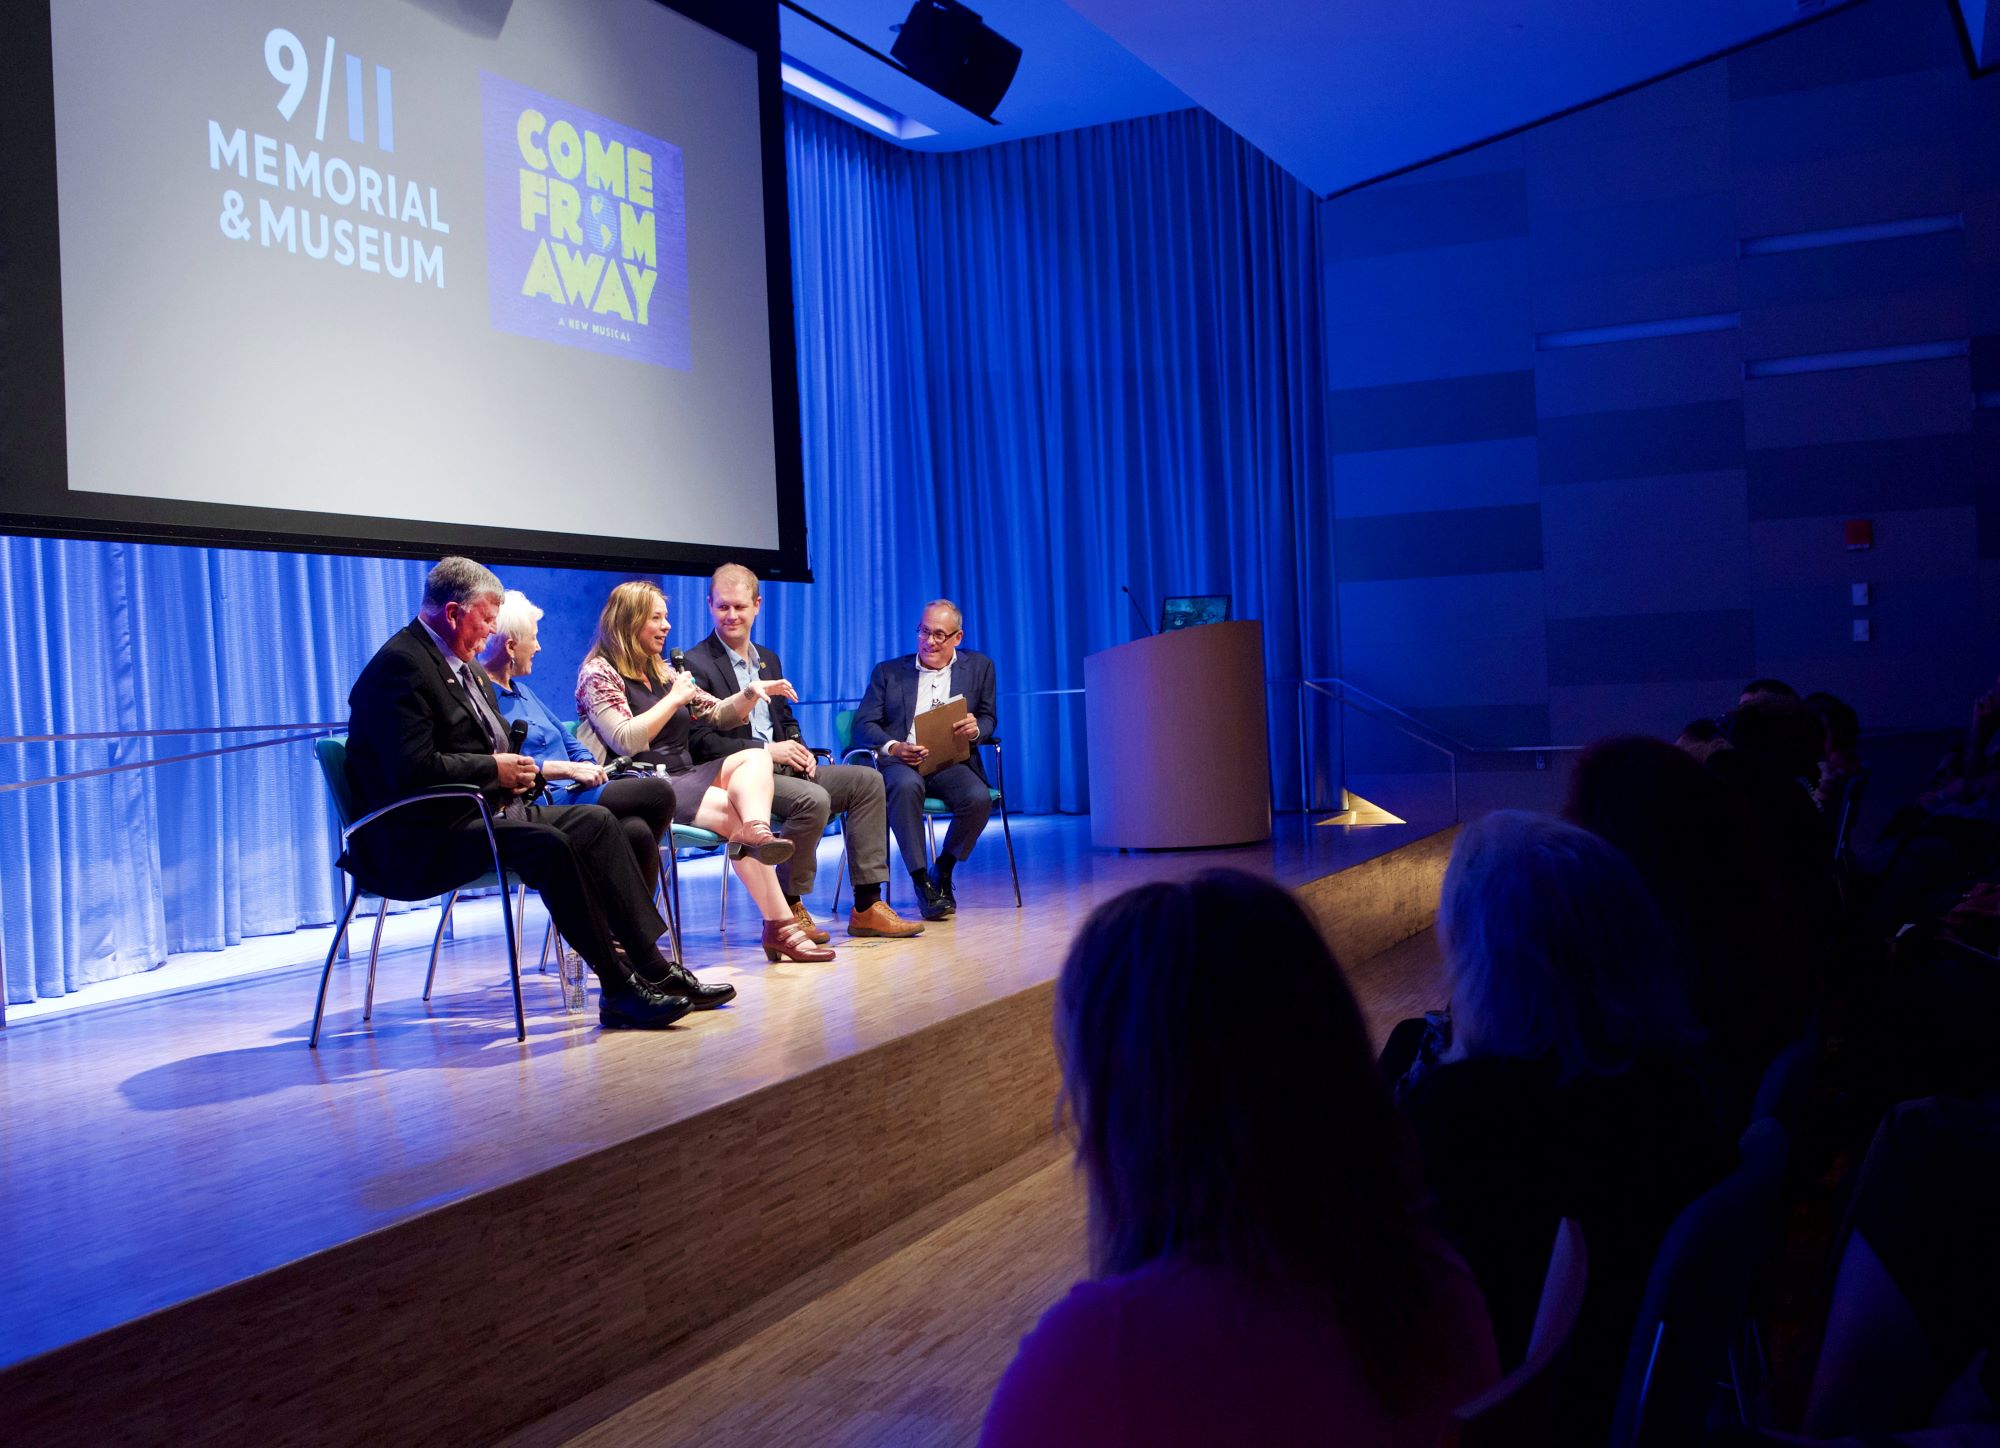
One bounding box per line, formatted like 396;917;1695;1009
0;721;346;746
1298;679;1459;821
0;728;342;795
1296;677;1588;823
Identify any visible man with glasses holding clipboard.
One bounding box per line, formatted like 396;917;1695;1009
855;599;997;921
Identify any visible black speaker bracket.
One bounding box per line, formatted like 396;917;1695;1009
778;0;1004;124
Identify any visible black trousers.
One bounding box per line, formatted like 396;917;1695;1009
370;802;672;989
590;774;677;895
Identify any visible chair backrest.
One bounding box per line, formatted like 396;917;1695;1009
562;718;580;739
1751;1017;1821;1129
314;735;355;831
1610;1117;1790;1448
834;707;858;755
1442;1218;1590;1448
1831;766;1869;863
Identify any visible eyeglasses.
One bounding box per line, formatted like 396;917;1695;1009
917;627;960;643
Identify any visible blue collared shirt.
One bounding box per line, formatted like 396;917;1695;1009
725;643;774;742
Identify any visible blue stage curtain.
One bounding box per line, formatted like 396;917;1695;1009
1;100;1331;1001
740;101;1333;818
0;541;424;1001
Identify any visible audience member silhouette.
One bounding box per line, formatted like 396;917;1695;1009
1564;736;1786;1117
1712;696;1838;954
1394;812;1728;1445
981;869;1498;1448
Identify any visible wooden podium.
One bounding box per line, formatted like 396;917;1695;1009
1084;619;1271;849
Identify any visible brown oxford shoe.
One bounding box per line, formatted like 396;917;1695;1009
847;901;925;938
791;900;831;945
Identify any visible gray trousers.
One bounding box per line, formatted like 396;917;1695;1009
769;761;889;897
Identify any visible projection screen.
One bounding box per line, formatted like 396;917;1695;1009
0;0;810;579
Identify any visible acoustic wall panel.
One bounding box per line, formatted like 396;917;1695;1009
1742;356;1973;448
1541;471;1753;619
1323;237;1534;326
1538;399;1747;486
1547;610;1757;688
1322;0;1998;751
1746;432;1982;519
1525;66;1733;212
1323;307;1533;390
1530;191;1741;332
1333;438;1542;520
1326;372;1538;454
1533;328;1744;417
1337;573;1548;709
1335;504;1544;583
1739;230;1969;358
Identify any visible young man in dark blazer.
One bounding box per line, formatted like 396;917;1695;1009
854;599;996;920
684;564;924;942
344;556;735;1029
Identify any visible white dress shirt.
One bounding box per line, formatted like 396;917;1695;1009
907;658;954;744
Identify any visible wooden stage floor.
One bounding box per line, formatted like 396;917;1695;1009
0;813;1437;1381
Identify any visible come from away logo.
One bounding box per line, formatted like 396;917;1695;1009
480;72;689;369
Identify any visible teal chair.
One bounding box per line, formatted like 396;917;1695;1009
664;822;730;955
830;707;1021;911
310;736;527;1045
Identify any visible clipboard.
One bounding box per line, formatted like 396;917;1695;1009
913;695;972;777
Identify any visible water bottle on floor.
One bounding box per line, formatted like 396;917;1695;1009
557;939;589;1013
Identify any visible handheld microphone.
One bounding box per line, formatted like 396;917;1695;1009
505;719;546;800
1121;583;1156;638
670;647;723;719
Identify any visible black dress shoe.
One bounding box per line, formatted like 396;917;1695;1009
937;876;958;913
916;879;952;922
650;962;736;1009
599;982;694;1030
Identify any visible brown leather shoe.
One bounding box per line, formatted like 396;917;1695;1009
728;820;795;866
791;900;831;945
848;901;925;938
762;917;835;963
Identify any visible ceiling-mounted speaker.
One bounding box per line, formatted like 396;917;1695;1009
890;0;1021;119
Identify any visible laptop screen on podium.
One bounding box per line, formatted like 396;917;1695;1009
1160;595;1231;631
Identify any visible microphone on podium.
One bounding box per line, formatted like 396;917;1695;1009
1121;583;1155;639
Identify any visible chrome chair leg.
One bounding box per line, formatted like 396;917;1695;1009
998;800;1021;908
664;846;685;967
362;896;389;1021
310;881;364;1048
425;890;458;1001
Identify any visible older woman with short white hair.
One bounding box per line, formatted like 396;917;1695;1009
481;589;677;897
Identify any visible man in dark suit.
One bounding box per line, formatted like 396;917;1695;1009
686;564;924;943
344;556;734;1029
854;599;996;921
